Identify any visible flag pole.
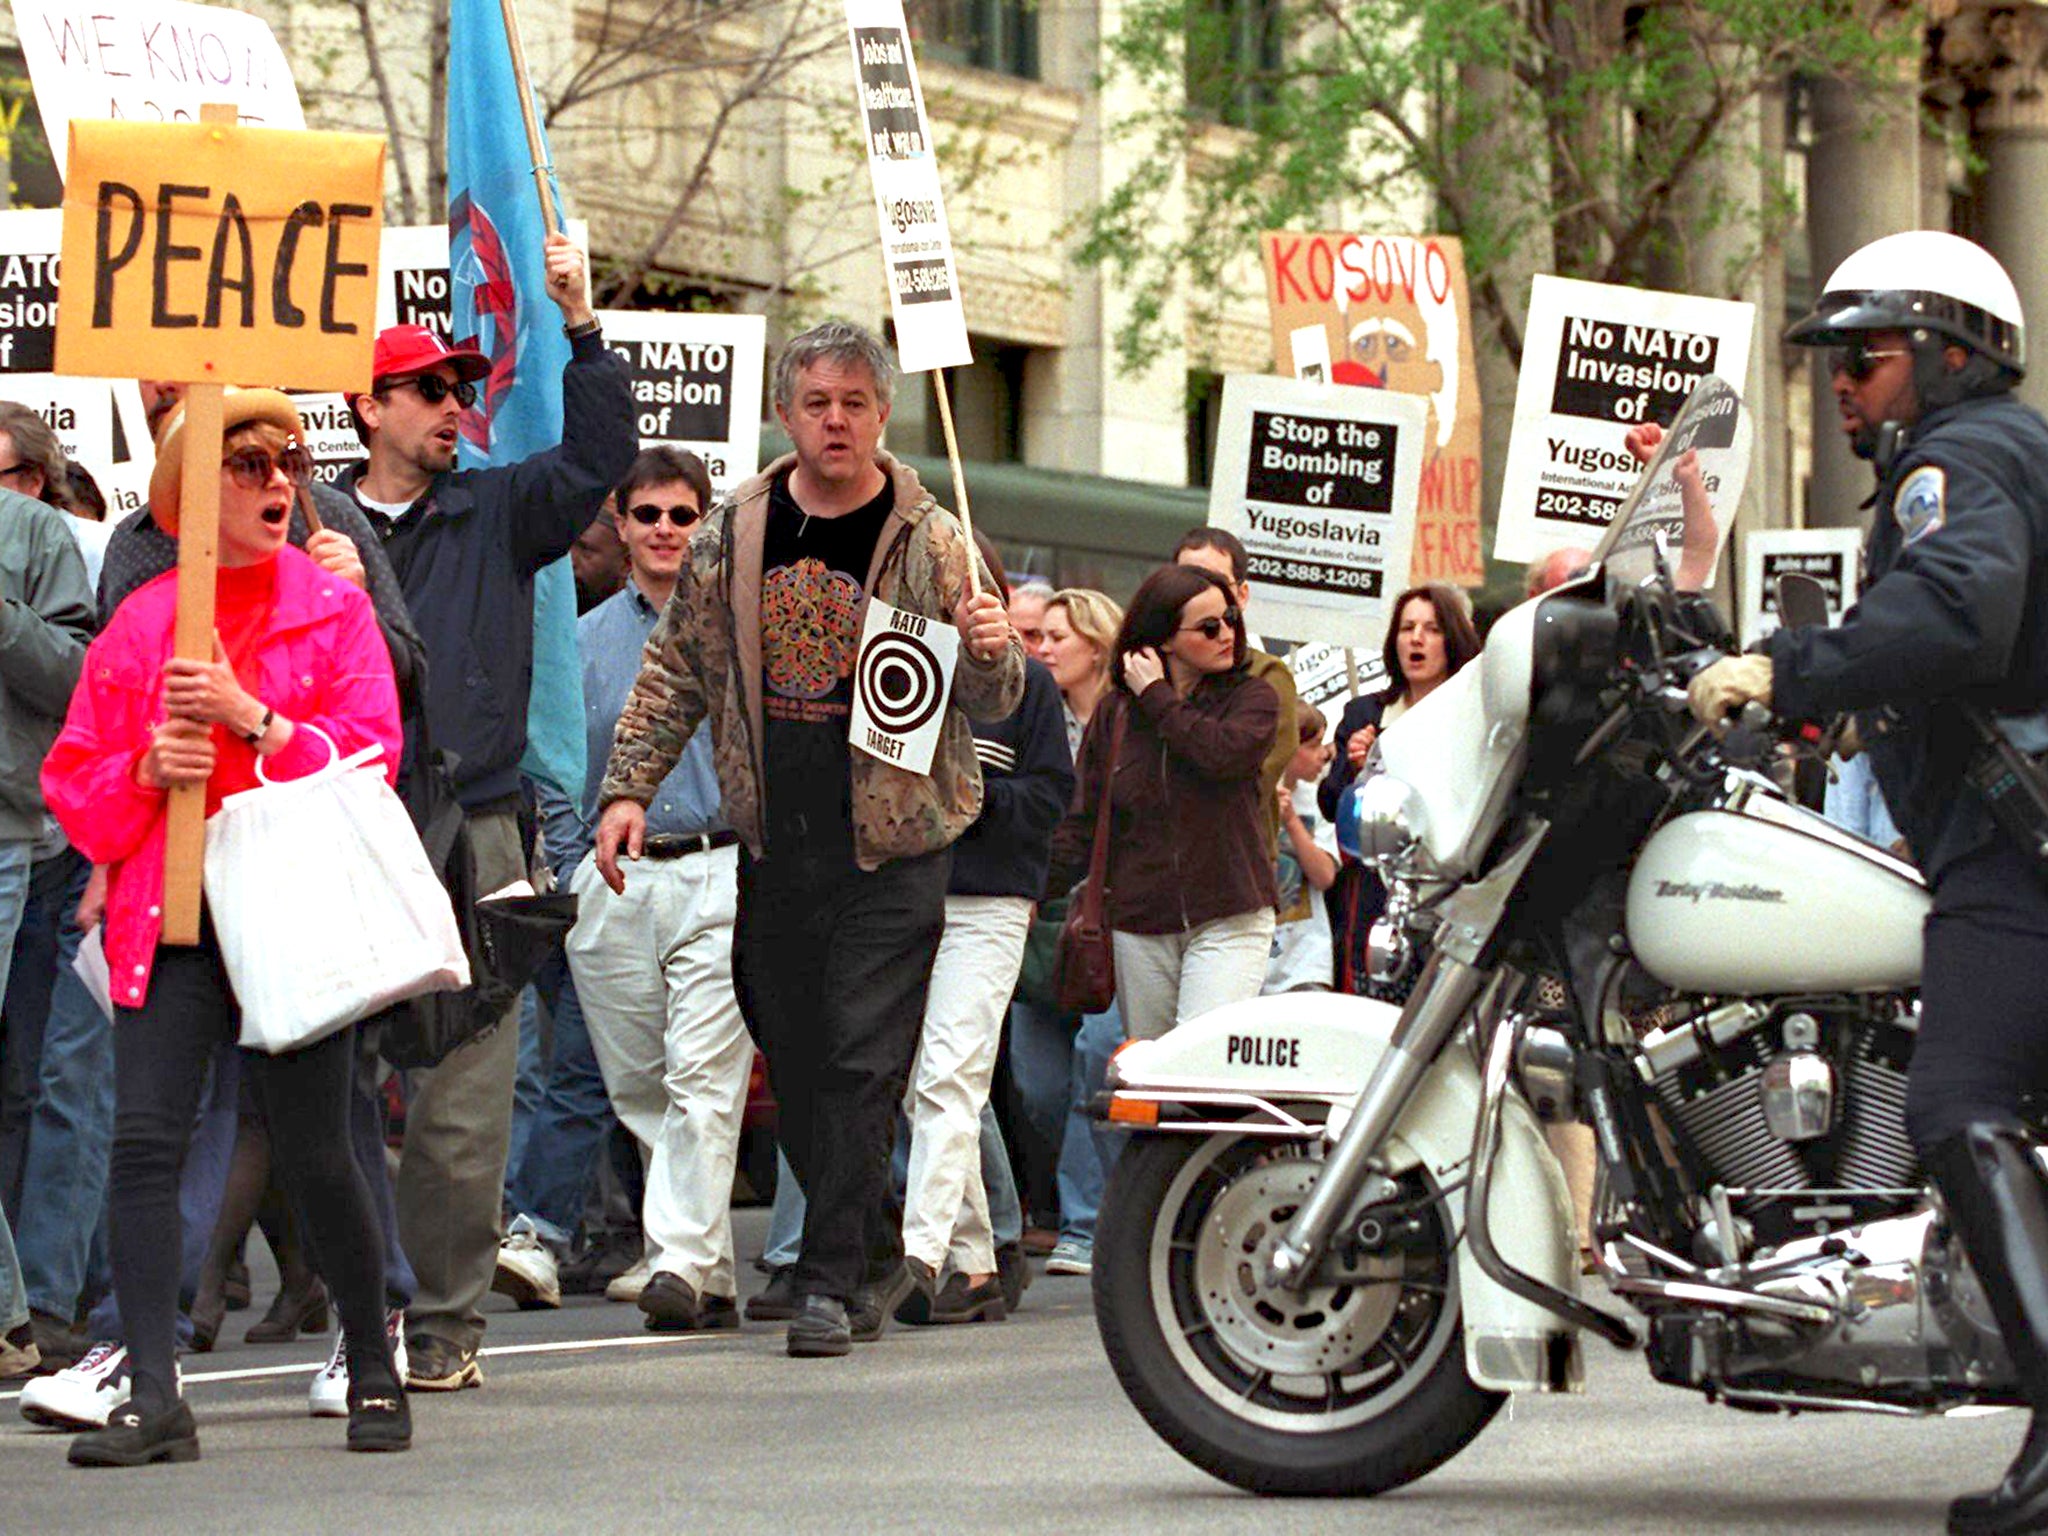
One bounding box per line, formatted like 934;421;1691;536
930;369;980;598
497;0;561;238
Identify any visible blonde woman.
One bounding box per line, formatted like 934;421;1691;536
1010;587;1124;1277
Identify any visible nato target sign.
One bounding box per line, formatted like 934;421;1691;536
850;598;958;776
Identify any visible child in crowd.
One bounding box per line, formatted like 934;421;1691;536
1263;702;1338;994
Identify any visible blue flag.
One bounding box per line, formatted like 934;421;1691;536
446;0;585;804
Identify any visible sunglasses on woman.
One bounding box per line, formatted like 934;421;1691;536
625;502;702;529
223;443;313;490
1828;342;1910;382
387;374;479;408
1177;608;1242;642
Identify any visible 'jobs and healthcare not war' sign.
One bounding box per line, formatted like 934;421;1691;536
1740;527;1863;647
55;118;385;389
1261;232;1483;588
1206;372;1425;650
1496;275;1754;566
11;0;305;180
844;0;970;374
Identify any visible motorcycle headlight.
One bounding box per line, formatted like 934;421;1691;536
1337;773;1424;863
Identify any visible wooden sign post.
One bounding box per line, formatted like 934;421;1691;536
54;110;386;944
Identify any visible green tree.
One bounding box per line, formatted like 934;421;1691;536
1077;0;1920;370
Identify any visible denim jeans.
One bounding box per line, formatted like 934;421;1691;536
1008;999;1124;1247
5;849;115;1322
0;836;38;1332
764;1102;1025;1271
504;951;615;1249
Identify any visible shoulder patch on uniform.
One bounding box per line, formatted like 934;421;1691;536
1894;465;1946;546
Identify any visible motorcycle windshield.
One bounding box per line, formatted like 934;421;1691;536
1592;376;1754;592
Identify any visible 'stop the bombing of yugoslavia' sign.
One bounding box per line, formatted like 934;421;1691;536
53;119;385;391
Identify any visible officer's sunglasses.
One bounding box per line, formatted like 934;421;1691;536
1178;608;1242;642
1828;343;1910;382
384;374;479;409
223;442;313;490
625;502;702;529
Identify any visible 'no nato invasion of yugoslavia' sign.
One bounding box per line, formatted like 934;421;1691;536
54;119;385;390
1495;274;1754;566
1206;373;1426;650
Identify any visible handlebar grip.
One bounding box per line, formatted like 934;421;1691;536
1738;700;1773;733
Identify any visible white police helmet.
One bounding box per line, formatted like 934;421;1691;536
1786;230;2025;377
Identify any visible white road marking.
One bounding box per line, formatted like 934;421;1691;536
0;1330;722;1401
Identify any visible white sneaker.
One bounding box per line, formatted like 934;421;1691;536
19;1343;180;1430
492;1215;562;1310
604;1256;652;1304
309;1309;409;1418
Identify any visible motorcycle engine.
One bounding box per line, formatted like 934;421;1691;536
1635;995;1920;1248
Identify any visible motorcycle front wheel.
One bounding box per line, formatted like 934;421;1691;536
1094;1126;1504;1496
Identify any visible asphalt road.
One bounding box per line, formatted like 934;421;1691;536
0;1209;2023;1534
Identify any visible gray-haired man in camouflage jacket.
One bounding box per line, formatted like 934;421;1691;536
594;321;1022;1357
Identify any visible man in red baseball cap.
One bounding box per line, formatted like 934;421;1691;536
337;230;635;1394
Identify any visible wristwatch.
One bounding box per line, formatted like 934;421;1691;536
563;317;601;340
241;707;274;747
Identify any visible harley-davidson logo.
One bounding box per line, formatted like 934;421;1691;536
1654;879;1786;904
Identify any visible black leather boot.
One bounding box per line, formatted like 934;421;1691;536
1925;1125;2048;1536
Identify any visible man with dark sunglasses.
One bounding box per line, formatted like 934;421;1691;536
1690;230;2048;1536
338;232;635;1394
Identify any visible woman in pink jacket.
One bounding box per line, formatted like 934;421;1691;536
41;391;410;1465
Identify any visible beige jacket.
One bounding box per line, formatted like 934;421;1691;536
599;451;1025;870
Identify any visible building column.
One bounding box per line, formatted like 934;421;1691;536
1946;0;2048;415
1803;59;1925;529
1035;0;1189;485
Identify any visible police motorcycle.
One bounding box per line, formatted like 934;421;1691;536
1091;377;2026;1496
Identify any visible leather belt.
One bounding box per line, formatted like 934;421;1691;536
642;830;740;860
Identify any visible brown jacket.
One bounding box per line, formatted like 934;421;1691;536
1046;669;1281;935
599;451;1025;870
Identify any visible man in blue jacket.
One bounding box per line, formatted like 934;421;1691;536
340;232;635;1392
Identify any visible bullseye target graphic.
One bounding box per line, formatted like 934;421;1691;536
857;630;947;735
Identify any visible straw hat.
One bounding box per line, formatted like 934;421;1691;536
148;388;305;535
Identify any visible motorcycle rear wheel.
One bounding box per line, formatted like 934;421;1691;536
1094;1127;1504;1496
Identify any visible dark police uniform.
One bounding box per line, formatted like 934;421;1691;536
1768;392;2048;1150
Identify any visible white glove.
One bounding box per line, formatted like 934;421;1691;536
1687;654;1773;729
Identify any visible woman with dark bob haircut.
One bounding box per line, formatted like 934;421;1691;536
1046;564;1280;1041
1318;582;1482;992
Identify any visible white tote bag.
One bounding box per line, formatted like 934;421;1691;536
204;725;471;1054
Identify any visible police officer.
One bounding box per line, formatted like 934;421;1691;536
1690;230;2048;1536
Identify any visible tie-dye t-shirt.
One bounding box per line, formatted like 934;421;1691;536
759;470;893;855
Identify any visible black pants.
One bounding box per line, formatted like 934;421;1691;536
111;933;392;1416
1905;838;2048;1151
732;846;948;1302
